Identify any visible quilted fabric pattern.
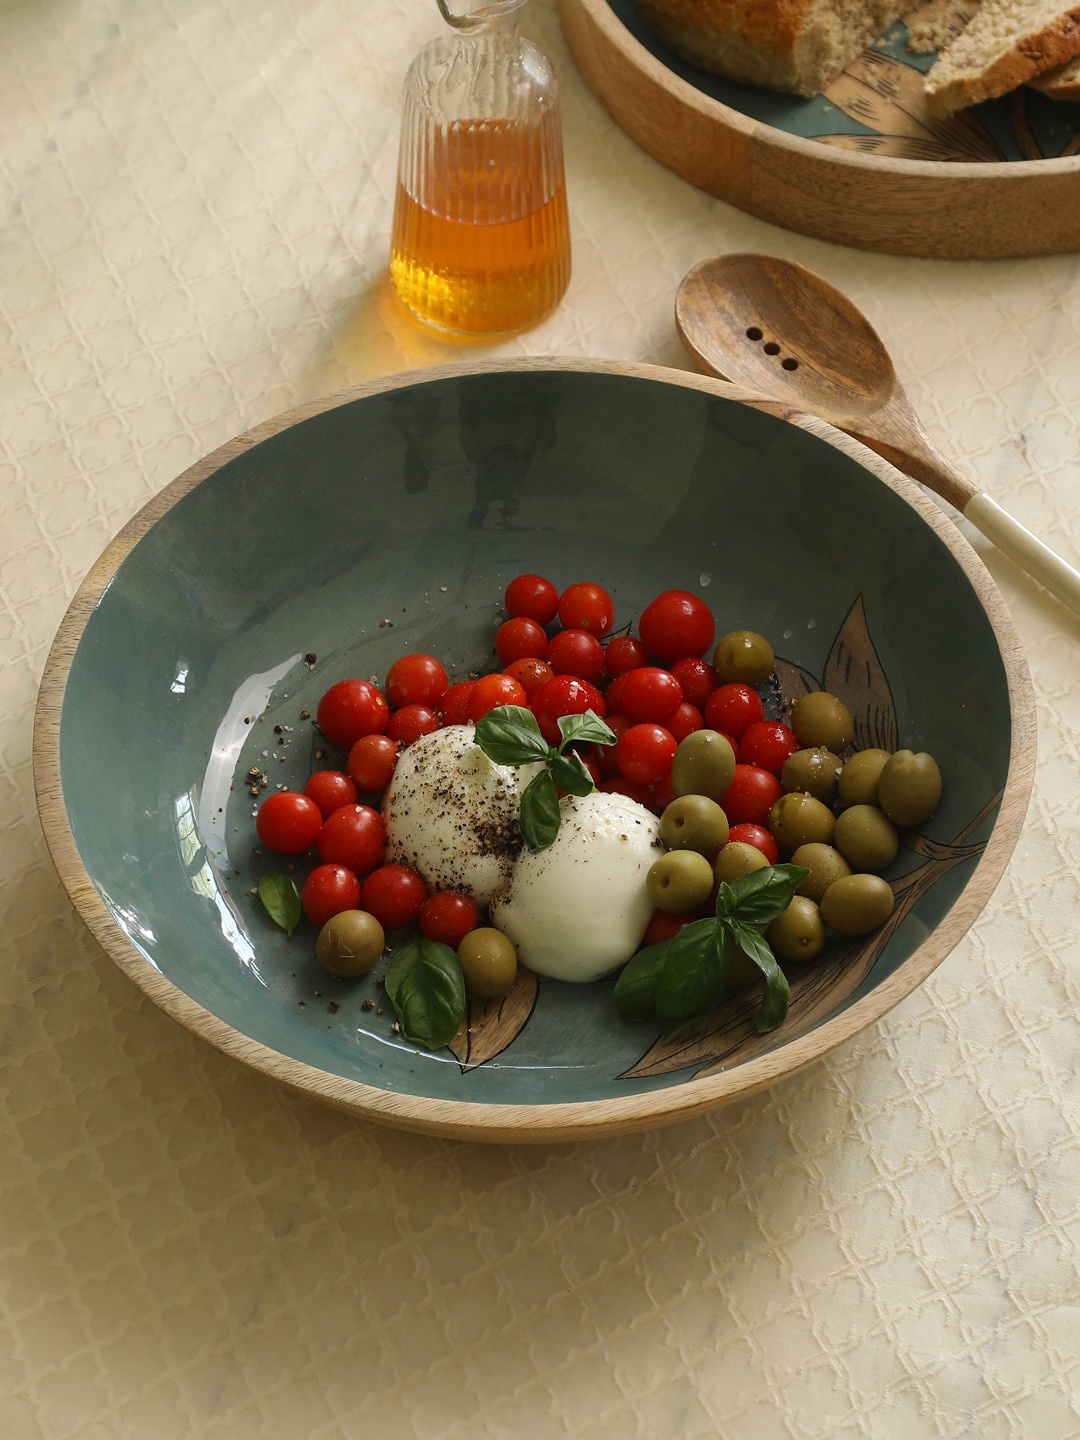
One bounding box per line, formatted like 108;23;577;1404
2;0;1079;1434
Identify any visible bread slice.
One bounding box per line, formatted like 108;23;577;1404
636;0;903;96
1029;49;1080;92
905;1;982;55
924;2;1080;114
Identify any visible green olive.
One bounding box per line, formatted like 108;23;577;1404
457;928;517;999
647;850;715;913
820;873;894;935
877;750;943;828
766;896;825;963
767;791;836;853
713;840;769;887
790;691;854;753
781;747;843;803
713;629;774;684
833;804;899;872
316;909;385;977
837;748;892;808
790;842;853;902
670;729;736;802
659;794;729;857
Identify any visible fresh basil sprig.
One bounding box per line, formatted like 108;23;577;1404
474;705;616;852
385;936;467;1050
613;863;810;1037
257;871;301;938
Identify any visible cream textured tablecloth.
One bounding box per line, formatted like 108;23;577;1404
4;1;1080;1435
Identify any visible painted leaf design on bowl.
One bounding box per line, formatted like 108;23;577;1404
449;968;539;1070
619;593;998;1082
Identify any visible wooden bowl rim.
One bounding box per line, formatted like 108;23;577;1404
33;357;1037;1143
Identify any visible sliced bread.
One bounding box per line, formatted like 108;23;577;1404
905;1;982;55
635;0;903;96
1029;49;1080;92
924;1;1080;114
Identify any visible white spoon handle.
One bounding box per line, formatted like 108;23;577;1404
964;492;1080;619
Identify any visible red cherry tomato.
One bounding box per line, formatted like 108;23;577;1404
592;713;631;777
531;674;606;745
495;616;549;665
598;774;653;807
303;769;358;819
359;864;427;929
438;680;476;726
386;704;440;745
316;803;387;876
727;822;780;864
505;573;558;624
347;734;399;794
468;672;527;721
638;590;716;665
650;772;678;814
420;891;479;948
621;666;683;723
616;723;677;786
301;864;361;928
317;679;389;750
642;906;710;947
670;656;719;708
703;683;765;740
739;720;799;775
668;701;704;743
720;764;784;826
604;634;647;676
604;672;629;714
503;657;553;700
385;653;448;709
557;581;615;636
546;627;605;682
256;791;322;854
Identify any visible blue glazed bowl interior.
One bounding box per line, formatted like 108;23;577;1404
55;365;1016;1110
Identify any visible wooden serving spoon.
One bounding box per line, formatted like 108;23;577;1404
676;252;1080;620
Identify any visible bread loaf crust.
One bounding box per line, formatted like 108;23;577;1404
925;6;1080;114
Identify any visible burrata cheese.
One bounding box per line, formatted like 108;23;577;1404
382;724;539;907
489;790;662;982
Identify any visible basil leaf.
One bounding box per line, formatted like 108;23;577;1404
557;710;616;748
258;872;301;937
474;705;551;766
655;918;726;1023
519;769;562;850
613;943;669;1022
736;924;790;1034
384;937;466;1050
549;751;596;798
726;864;810;930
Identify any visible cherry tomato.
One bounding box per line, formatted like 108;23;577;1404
720;764;784;826
621;666;683;723
604;672;629;714
727;822;780;864
420;891;479;948
303;769;358;819
593;713;631;777
668;701;704;743
616;723;677;786
546;627;605;682
531;674;606;745
638;590;715;665
386;704;440;745
650;772;677;814
604;635;647;676
301;864;361;928
347;734;399;794
468;672;527;721
670;656;719;708
703;683;765;740
505;573;558;625
495;617;548;665
316;803;387;876
359;864;427;929
256;791;322;854
317;679;389;750
740;720;799;775
557;581;615;636
385;653;448;709
643;906;710;947
439;680;476;726
503;657;553;700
